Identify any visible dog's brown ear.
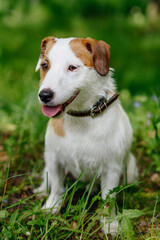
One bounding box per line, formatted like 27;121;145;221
82;37;110;76
41;36;56;56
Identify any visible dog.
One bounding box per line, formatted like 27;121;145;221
35;36;138;235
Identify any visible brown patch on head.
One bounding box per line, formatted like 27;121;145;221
70;37;110;76
41;36;56;56
39;37;56;85
48;118;65;137
70;38;94;68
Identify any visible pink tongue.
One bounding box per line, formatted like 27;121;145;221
42;105;62;117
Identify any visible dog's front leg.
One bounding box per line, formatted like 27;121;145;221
34;148;65;213
34;166;50;196
100;168;121;236
41;158;65;213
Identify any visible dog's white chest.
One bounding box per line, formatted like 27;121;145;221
46;117;109;181
62;132;104;180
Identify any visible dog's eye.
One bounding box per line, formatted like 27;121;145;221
41;63;48;71
68;65;77;71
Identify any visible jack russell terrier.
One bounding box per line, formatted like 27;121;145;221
35;36;138;235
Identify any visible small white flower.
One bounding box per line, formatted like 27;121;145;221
25;232;31;236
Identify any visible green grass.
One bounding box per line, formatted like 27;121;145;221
0;0;160;239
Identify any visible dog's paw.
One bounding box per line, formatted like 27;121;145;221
101;218;119;236
42;203;61;214
33;186;47;197
42;194;62;214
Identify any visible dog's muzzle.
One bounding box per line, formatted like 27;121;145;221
39;90;79;118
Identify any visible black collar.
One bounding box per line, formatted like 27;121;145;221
67;93;119;118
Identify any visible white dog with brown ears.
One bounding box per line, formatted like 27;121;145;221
35;36;138;235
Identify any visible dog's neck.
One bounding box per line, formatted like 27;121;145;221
67;70;116;113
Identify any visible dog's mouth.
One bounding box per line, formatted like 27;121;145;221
42;91;79;118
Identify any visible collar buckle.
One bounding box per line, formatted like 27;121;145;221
90;107;97;118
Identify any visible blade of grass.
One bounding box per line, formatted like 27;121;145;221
65;178;79;214
61;170;85;209
6;173;27;181
77;169;99;229
1;158;10;210
4;193;38;210
151;196;159;239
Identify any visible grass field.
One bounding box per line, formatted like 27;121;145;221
0;1;160;239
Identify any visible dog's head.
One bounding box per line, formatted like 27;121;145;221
36;37;110;118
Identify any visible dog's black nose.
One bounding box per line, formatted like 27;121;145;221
39;89;54;103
